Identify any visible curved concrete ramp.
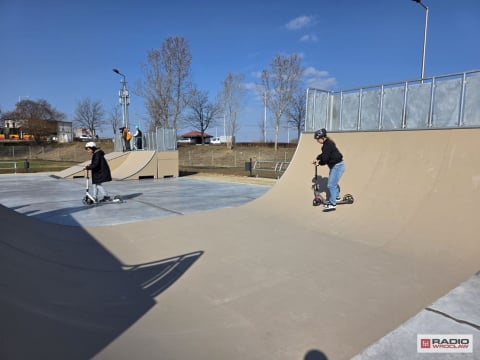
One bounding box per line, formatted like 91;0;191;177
110;150;156;180
56;152;128;179
1;129;479;360
110;151;177;180
56;150;178;180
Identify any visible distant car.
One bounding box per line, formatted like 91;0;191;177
79;134;93;141
210;137;222;144
177;138;195;144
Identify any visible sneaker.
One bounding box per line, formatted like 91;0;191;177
323;202;336;210
100;196;111;202
336;195;341;201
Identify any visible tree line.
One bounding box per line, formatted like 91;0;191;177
1;36;306;150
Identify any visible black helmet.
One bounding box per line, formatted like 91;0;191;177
314;128;327;139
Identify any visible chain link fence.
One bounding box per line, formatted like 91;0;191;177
0;143;111;162
178;148;294;168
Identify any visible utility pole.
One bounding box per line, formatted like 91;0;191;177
113;68;130;128
411;0;429;81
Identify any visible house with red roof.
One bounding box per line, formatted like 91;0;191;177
178;131;213;144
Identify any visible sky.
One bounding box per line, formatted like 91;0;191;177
1;0;479;142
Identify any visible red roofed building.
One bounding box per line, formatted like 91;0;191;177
178;131;213;144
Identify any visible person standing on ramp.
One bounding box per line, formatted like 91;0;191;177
312;129;345;210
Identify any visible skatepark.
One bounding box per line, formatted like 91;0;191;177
0;127;479;359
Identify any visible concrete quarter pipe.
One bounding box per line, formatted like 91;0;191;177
0;128;479;359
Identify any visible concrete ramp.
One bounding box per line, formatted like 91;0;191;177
56;150;178;180
253;128;479;255
1;129;479;360
110;151;179;180
110;150;157;180
56;151;128;179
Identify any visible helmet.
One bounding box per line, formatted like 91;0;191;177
85;141;97;148
314;128;327;139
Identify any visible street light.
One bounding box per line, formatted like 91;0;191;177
411;0;429;81
112;68;130;128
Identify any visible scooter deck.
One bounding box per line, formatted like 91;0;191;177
83;196;124;205
313;194;354;207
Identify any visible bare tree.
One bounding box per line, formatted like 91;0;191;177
218;73;245;149
108;104;122;136
73;98;105;137
184;89;220;144
260;54;304;151
137;36;193;132
1;99;65;142
285;90;306;142
257;118;268;142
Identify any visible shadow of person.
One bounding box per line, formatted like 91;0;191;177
0;205;204;360
311;174;329;192
304;349;328;360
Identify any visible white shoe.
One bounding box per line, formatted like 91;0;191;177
324;202;336;210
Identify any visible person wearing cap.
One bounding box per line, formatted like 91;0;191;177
85;141;112;202
312;128;345;210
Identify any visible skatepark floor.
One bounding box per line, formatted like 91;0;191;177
0;173;274;227
1;168;479;359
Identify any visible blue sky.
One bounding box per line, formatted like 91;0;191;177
1;0;479;141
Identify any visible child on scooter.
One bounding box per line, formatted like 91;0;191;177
85;141;112;202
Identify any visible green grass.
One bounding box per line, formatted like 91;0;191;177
0;159;77;174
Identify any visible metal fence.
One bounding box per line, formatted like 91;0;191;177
0;144;94;162
179;149;294;169
114;127;177;152
306;70;480;132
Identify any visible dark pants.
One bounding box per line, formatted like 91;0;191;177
136;137;142;150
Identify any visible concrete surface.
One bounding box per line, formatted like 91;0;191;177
0;128;479;360
0;174;271;227
56;151;128;179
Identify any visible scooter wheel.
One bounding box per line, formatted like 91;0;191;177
343;194;354;203
313;199;321;207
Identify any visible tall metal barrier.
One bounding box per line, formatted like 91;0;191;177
306;70;480;132
114;127;177;152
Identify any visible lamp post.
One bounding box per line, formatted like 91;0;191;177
263;90;267;143
411;0;429;81
113;68;130;128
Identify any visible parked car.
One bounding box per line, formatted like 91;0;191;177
177;137;195;144
79;134;93;141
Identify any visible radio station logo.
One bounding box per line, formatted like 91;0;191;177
417;334;473;353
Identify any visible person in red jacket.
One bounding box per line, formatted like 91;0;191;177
85;141;112;202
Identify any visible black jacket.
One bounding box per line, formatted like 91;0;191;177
86;149;112;184
316;138;343;169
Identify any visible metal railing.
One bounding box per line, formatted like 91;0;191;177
252;160;290;179
0;161;18;173
306;70;480;132
114;127;177;152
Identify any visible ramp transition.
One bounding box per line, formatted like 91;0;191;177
57;150;179;180
1;128;479;360
56;151;128;179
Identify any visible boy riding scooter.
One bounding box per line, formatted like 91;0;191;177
84;141;112;202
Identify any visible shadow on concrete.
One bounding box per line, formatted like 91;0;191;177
120;192;143;200
0;205;202;360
